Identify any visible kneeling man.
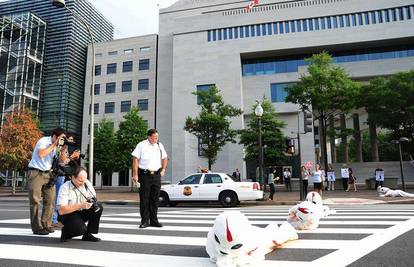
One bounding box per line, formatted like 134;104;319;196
57;166;103;242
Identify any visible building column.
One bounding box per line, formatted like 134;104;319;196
340;113;348;163
353;113;363;162
368;114;379;162
329;115;336;163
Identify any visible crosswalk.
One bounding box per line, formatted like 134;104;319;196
1;205;414;266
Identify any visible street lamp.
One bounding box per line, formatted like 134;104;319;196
391;137;410;191
255;101;264;189
52;0;96;181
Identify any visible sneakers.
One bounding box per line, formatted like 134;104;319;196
82;233;101;242
33;229;49;235
45;227;55;233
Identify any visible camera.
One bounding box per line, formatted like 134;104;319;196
87;197;101;213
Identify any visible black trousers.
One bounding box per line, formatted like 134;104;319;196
342;178;349;190
139;170;161;225
268;183;275;200
60;204;103;239
302;179;309;197
375;181;384;189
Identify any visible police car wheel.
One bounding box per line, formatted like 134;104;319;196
159;191;169;207
219;191;238;208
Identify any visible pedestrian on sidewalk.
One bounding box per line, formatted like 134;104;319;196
283;168;292;192
132;129;168;229
346;168;357;192
326;164;336;191
267;169;276;200
374;166;384;189
232;168;241;182
312;164;324;197
301;166;310;197
340;164;349;191
27;127;66;235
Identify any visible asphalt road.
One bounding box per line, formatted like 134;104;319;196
0;202;413;266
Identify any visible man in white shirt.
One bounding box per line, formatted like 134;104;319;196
132;129;168;228
28;127;65;235
57;166;102;242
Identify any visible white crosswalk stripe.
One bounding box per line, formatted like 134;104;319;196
0;205;414;266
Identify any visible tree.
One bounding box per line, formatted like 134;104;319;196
285;52;359;170
358;71;414;145
184;85;242;170
116;107;148;173
0;108;42;195
238;97;287;167
93;119;117;186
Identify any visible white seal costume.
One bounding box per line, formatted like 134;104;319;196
206;211;298;267
377;186;414;197
305;191;335;217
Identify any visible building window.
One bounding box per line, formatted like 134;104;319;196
196;84;215;104
124;49;133;54
122;80;132;92
139;59;150;70
123;61;133;72
95;53;102;57
107;63;117;74
108;51;118;55
94;103;99;114
105;102;115;113
94;84;100;95
314;18;320;30
271;83;291;103
94;65;101;76
138;79;149;90
137;99;148;111
140;46;151;52
88;123;99;135
106;82;116;94
121;100;131;112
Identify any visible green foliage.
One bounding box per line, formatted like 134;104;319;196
238;98;287;166
336;131;400;162
285;52;359;117
358;71;414;141
116;107;148;171
184;85;242;169
93;119;117;177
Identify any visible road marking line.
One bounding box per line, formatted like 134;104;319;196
312;218;414;266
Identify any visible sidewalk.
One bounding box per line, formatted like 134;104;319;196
1;186;414;205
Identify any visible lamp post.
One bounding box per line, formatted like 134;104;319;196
391;137;410;191
52;0;95;181
255;101;264;189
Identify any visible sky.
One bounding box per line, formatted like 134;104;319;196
0;0;180;38
91;0;179;38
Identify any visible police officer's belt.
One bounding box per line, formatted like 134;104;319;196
139;168;161;175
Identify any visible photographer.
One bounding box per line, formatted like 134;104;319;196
57;166;102;242
52;133;80;227
28;127;65;235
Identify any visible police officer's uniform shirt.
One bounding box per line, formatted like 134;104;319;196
28;136;56;171
57;179;96;209
131;139;168;171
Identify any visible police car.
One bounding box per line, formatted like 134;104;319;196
159;172;263;207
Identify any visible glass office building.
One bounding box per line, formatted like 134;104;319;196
0;0;113;138
0;12;46;125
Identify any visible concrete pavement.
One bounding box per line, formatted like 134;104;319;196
1;186;414;205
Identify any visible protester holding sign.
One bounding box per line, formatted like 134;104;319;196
375;167;384;189
340;164;349;191
326;164;336;191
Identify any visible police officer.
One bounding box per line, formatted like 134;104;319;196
28;127;65;235
132;129;168;228
57;166;102;242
